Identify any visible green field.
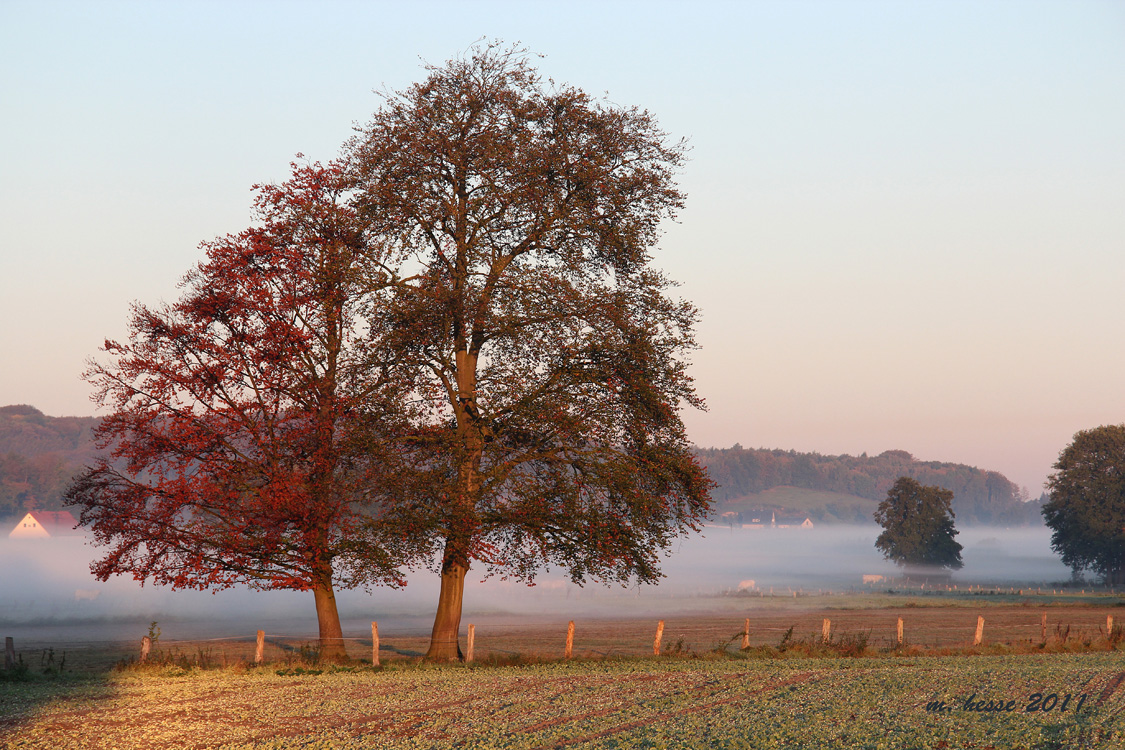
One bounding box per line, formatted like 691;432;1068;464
3;649;1123;748
3;592;1123;748
720;486;877;522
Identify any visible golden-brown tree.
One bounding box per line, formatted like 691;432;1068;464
349;44;712;660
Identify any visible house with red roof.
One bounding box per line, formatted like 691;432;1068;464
8;510;82;539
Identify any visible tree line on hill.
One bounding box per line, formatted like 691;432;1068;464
2;406;1043;528
695;445;1046;526
0;405;98;519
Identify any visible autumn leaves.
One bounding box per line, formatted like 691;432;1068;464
67;43;710;661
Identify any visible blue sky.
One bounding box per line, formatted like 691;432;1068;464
1;0;1122;493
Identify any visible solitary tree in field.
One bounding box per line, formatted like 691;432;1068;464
66;162;410;660
1043;424;1125;585
874;476;963;572
348;43;712;660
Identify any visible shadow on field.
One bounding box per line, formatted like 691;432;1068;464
0;648;120;743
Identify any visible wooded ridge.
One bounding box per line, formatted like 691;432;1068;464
0;406;1042;526
0;405;98;520
697;445;1045;526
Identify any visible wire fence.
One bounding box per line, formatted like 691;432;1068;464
4;606;1122;673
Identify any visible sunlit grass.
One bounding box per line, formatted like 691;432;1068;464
3;652;1123;749
3;593;1122;748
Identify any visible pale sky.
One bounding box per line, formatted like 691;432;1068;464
1;0;1122;495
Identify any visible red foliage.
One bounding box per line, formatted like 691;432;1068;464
66;161;408;655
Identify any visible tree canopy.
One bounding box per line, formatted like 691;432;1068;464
873;476;963;571
64;161;409;659
1043;424;1125;585
697;446;1035;525
348;43;712;660
64;44;711;662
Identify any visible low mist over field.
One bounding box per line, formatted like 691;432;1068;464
0;526;1071;643
0;406;1071;646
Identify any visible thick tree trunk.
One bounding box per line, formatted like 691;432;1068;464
425;542;468;661
313;582;348;662
423;339;480;661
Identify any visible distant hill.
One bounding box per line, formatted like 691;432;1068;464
0;405;100;520
719;486;878;525
696;446;1045;526
0;406;1047;528
0;404;99;457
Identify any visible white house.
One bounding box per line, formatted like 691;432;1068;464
8;510;82;539
742;510;814;529
775;516;814;529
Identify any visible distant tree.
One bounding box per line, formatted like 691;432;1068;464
349;43;712;660
873;477;963;571
1043;425;1125;585
65;161;409;660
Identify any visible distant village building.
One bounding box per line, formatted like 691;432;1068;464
742;509;775;528
8;510;82;539
741;510;813;529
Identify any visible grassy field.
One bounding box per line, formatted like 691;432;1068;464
718;486;876;521
2;652;1123;749
2;596;1123;749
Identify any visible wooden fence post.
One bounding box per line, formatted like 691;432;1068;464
565;621;574;659
466;624;475;664
741;618;750;649
822;619;831;642
255;630;265;664
653;620;665;656
973;616;985;646
371;622;380;667
1108;615;1114;634
897;618;904;646
4;637;14;670
1041;613;1047;642
140;635;151;663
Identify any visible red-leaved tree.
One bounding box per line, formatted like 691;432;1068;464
66;161;408;660
349;44;713;660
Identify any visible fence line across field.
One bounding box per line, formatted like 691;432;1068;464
4;610;1119;668
734;585;1118;596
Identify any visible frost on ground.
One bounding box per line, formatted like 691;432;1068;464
2;654;1123;749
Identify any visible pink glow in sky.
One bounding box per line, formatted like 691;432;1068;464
1;0;1122;495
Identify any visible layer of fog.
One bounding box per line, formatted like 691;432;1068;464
0;526;1072;643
